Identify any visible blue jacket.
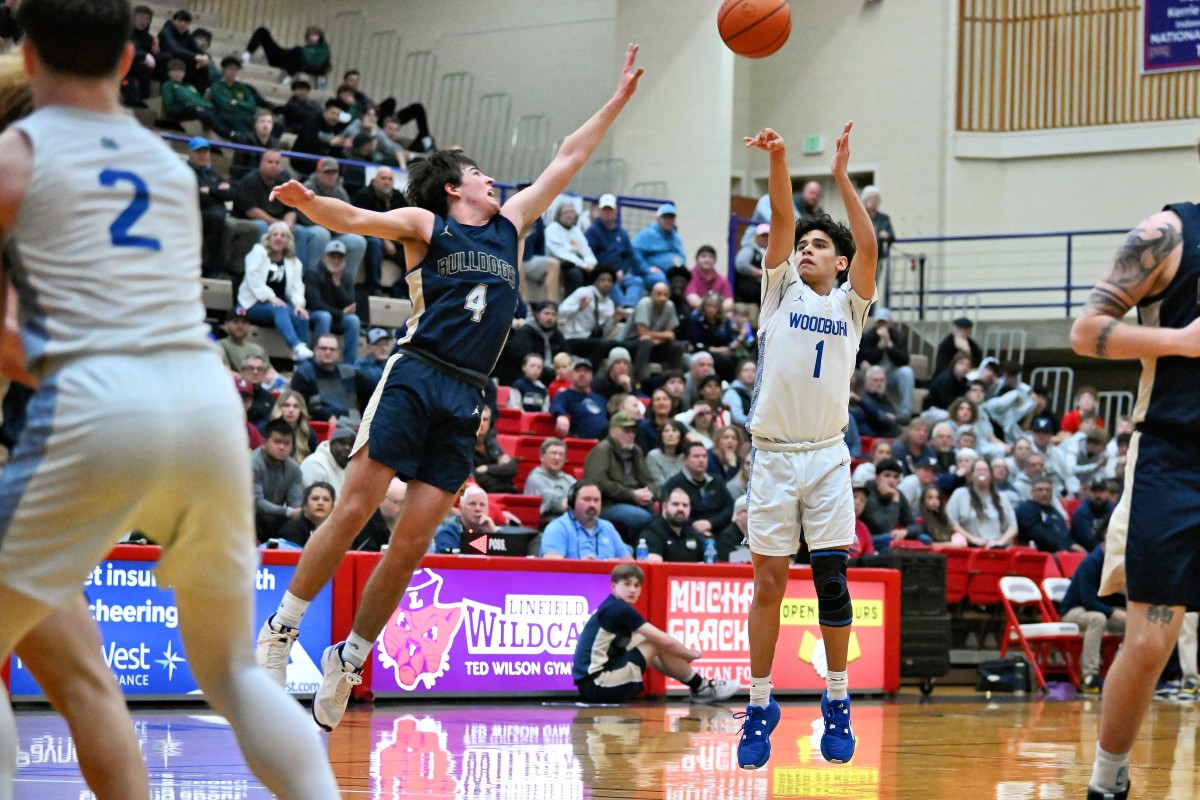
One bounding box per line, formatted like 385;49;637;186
540;512;631;559
1060;546;1118;617
585;219;636;273
631;222;686;276
549;388;608;440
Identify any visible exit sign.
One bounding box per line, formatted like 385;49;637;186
802;135;825;155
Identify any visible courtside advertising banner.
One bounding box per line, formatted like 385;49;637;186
7;558;334;700
659;574;892;692
1144;0;1200;73
370;566;614;696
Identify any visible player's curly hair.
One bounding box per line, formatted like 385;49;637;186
794;214;856;262
406;149;480;217
0;56;31;132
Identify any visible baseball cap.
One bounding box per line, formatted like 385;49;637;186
234;377;253;397
1088;476;1110;491
367;327;391;344
609;411;638;428
187;136;210;151
227;306;248;320
317;157;340;172
657;202;677;217
324;239;347;255
571;357;593;371
875;458;903;476
953;317;974;329
598;193;617;209
875;307;892;322
330;426;356;443
607;346;632;365
914;455;939;471
755;223;770;235
1031;418;1054;434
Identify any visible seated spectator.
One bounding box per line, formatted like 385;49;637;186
266;389;317;462
121;4;155;108
982;363;1041;443
1066;425;1110;492
160;58;232;137
540;481;630;560
638;389;688;452
282;79;321;134
641;417;686;499
1060;385;1102;434
916;484;961;545
1016;475;1080;553
929;421;957;474
684;246;732;311
850;484;877;559
433;486;498;554
1060;520;1125;692
297;159;367;280
863;185;895;256
300;425;354;494
350;166;409;296
631;203;684;290
340;133;379;195
340;105;401;165
677;401;718;450
210;56;272;137
733;223;768;304
525;437;576;526
277;481;335;548
551;358;609;439
677;375;732;431
936;446;978;497
591;346;637;401
956;428;978;454
1070;477;1115;552
852;438;895;485
608;392;645;429
1012;451;1046;502
233;149;316;258
898;454;939;507
862;459;927;553
559;266;623;366
623;281;684;382
472;406;518;494
305;240;361;363
963;380;1007;460
239;354;277;427
584;412;656;542
857;309;915;419
547;352;573;399
235;377;264;450
642;487;707;563
586;193;642;306
715;494;752;562
991;456;1021;508
231;110;282;182
218;307;266;373
683;292;738;381
708;425;744;483
243;24;331;82
681;352;716;408
946;458;1018;548
156;10;209;88
187;137;257;280
350;477;407;551
894;417;935;476
291;100;351;179
379;103;436;156
1103;416;1133;473
253;419;304;541
722;359;756;429
290;334;372;424
496;300;566;386
1025;417;1072;497
354;328;393;389
660;442;734;537
858;365;905;438
236;221;313;361
933;317;981;377
509;353;550;412
1007;436;1032;478
924;351;972;413
545;202;599;299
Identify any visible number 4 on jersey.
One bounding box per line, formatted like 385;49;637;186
465;283;488;323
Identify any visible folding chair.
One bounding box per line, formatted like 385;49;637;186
999;576;1082;690
1042;577;1123;678
1056;551;1086;578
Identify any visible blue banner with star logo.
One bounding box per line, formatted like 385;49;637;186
8;558;333;699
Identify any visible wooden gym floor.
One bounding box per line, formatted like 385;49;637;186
12;688;1198;798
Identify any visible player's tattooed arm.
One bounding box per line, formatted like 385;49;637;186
1083;224;1182;320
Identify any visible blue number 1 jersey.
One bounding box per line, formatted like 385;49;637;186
397;213;522;383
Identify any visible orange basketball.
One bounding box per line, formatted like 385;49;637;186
718;0;791;58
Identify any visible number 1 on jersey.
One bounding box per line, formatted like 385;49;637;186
813;340;824;379
465;283;488;323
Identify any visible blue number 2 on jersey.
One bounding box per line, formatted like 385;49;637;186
100;169;162;251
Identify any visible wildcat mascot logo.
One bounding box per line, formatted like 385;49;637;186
377;568;465;690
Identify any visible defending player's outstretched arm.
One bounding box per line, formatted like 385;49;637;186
501;44;643;236
742;127;792;271
1071;210;1200;360
831;122;878;301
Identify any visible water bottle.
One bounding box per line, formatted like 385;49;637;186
635;538;649;561
703;538;717;564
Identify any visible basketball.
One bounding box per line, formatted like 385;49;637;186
718;0;791;58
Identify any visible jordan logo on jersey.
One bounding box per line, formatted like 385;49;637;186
789;312;848;337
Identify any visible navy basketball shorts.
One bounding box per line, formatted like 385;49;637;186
576;648;648;703
1106;430;1200;609
353;353;484;493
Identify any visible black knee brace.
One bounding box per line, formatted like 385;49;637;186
811;551;852;627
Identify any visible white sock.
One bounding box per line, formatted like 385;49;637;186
341;631;374;669
749;675;772;709
826;669;848;700
274;591;309;629
1090;746;1130;793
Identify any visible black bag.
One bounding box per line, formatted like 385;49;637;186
976;658;1031;693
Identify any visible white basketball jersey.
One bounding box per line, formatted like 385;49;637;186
6;107;210;373
746;257;873;445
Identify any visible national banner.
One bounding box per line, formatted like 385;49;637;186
1144;0;1200;73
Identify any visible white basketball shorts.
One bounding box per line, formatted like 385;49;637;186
745;442;856;557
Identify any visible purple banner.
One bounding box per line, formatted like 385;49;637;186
371;566;614;696
1144;0;1200;73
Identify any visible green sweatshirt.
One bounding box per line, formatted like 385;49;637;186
162;79;213;115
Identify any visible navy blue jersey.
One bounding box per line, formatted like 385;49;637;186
398;213;522;380
572;593;646;683
1135;202;1200;436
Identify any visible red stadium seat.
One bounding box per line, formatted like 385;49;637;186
495;433;521;456
515;435;548;462
526;412;558;436
514;460;537;492
859;436;877;456
966;548;1016;606
1055;550;1087;578
490;494;542;529
890;539;932;551
496;407;524;434
1011;550;1058;583
935;546;972;605
564;437;598;467
496;385;511;407
1061;497;1081;518
309;420;332;443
